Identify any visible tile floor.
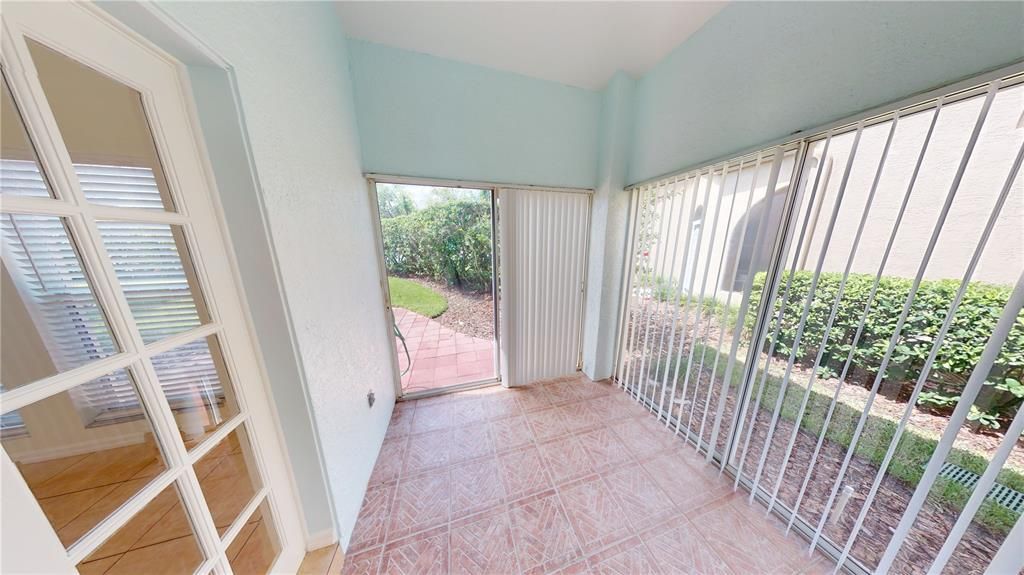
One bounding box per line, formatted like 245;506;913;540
393;307;496;393
338;374;834;575
12;429;278;574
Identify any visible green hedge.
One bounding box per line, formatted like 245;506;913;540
381;200;493;292
748;271;1024;431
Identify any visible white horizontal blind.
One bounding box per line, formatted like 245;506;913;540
76;163;167;210
499;188;590;386
0;159;50;198
0;385;26;435
0;159;221;417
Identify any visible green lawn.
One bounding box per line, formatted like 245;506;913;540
389;277;448;318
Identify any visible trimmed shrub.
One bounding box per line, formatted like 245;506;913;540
381;200;493;292
748;271;1023;432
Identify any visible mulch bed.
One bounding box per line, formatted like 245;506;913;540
407;277;495;340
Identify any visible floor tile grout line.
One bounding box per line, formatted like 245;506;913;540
355;376;815;575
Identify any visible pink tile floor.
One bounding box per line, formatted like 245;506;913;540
342;374;834;575
393;308;496;394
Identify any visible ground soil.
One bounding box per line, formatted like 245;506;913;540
408;277;494;340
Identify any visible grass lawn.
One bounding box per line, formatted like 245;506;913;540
389;277;448;318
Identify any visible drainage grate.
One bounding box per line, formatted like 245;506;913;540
937;462;1024;514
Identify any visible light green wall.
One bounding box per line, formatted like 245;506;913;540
110;0;1024;553
629;1;1024;184
348;39;603;189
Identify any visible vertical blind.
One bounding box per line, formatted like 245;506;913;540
0;159;222;424
499;188;590;387
615;72;1024;574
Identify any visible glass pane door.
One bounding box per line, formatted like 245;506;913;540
1;3;298;573
372;181;500;397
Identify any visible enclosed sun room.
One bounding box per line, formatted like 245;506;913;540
0;2;1022;575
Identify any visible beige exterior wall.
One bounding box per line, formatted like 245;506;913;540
645;84;1022;307
802;85;1022;286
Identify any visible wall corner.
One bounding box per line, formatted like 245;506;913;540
582;71;636;381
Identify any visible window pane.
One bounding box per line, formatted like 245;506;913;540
2;369;168;551
0;384;28;438
195;425;262;535
25;39;176;211
0;71;53;199
97;221;210;344
227;500;282;575
1;214;118;388
734;82;1024;572
151;335;240;447
75;482;205;575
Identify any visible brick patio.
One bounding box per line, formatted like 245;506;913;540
393;308;496;393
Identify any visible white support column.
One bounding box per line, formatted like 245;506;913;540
613;189;642;388
583;72;636;381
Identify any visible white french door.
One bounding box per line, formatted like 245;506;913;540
1;3;303;574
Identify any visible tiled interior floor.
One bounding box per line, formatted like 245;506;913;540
339;374;834;575
14;431;277;574
394;307;496;393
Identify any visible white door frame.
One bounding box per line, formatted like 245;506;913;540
365;174;505;401
0;3;305;573
365;173;594;400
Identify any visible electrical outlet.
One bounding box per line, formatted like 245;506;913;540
367;390;376;408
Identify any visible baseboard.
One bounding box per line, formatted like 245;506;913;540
305;527;338;552
7;432;149;464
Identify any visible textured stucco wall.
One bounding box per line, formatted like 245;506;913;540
157;1;395;549
582;72;635;381
629;1;1024;184
347;39;603;189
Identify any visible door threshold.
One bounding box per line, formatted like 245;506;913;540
399;378;502;402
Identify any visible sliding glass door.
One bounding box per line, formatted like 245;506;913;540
369;181;500;398
616;71;1024;573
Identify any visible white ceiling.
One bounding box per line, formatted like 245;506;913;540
334;2;726;90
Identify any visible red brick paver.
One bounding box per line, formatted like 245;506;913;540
394;308;495;393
